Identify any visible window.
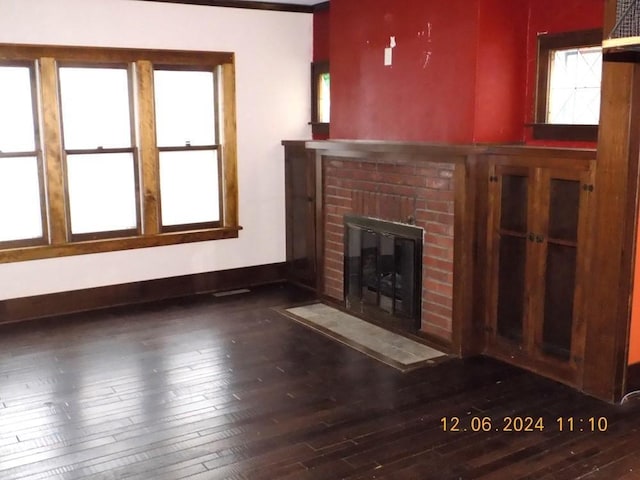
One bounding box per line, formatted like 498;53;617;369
534;29;603;142
59;66;139;239
310;61;330;137
0;63;46;248
154;68;221;231
0;44;239;264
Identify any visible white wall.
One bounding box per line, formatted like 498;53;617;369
0;0;312;300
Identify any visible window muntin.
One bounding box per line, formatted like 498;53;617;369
0;64;45;247
547;46;602;125
58;65;139;239
154;68;221;231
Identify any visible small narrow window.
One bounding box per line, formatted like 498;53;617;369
59;66;139;240
0;63;46;247
317;71;331;123
534;29;602;142
311;61;329;137
153;68;221;231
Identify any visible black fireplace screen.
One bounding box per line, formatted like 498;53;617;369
344;215;423;331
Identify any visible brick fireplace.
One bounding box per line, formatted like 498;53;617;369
321;152;457;341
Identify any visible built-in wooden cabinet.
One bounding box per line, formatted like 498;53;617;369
282;141;319;291
485;156;595;384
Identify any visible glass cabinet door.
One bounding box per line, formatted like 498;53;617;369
494;168;531;344
539;173;585;362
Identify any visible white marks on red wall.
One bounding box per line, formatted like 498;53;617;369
419;22;433;69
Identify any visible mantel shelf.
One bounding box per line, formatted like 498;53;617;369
603;37;640;62
603;36;640;49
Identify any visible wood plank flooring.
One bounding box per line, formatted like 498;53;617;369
1;283;640;479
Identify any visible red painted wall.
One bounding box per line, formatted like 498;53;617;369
326;0;603;144
473;0;527;143
330;0;480;142
313;7;330;62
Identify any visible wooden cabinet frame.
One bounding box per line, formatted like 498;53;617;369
486;155;595;385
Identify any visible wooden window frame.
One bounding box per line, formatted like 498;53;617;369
58;62;142;242
533;29;603;142
0;60;48;250
0;44;239;264
310;60;329;137
153;64;223;233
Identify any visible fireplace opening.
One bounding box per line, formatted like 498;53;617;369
344;215;423;332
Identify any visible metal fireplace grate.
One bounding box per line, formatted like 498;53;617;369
344;215;423;332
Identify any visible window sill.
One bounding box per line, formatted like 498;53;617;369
0;226;242;264
530;123;598;142
310;122;330;137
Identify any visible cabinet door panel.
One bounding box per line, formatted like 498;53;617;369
542;243;577;360
284;147;317;288
489;166;533;347
497;235;527;342
548;178;581;242
500;174;529;233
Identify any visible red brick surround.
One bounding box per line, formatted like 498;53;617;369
322;155;456;341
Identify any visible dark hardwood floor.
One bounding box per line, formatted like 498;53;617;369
1;283;640;480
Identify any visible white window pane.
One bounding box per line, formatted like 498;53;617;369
318;72;330;123
154;70;216;147
159;150;220;226
0;157;42;242
59;67;132;149
548;46;602;125
67;153;137;234
0;66;36;152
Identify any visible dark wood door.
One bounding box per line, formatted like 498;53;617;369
486;159;594;385
283;143;317;290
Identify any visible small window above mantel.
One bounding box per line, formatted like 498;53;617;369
310;61;329;137
533;29;603;142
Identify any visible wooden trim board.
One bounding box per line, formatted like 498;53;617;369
0;263;286;325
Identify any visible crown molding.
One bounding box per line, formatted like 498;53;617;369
137;0;329;14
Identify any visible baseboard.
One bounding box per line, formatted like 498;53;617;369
0;262;286;325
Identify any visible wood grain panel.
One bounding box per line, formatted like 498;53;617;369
582;0;640;401
451;160;478;356
221;61;238;228
39;57;67;245
0;284;639;479
0;227;240;264
0;43;232;66
135;60;160;235
0;262;285;325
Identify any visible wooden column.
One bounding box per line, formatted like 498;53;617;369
135;60;160;235
39;57;68;244
582;0;640;401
